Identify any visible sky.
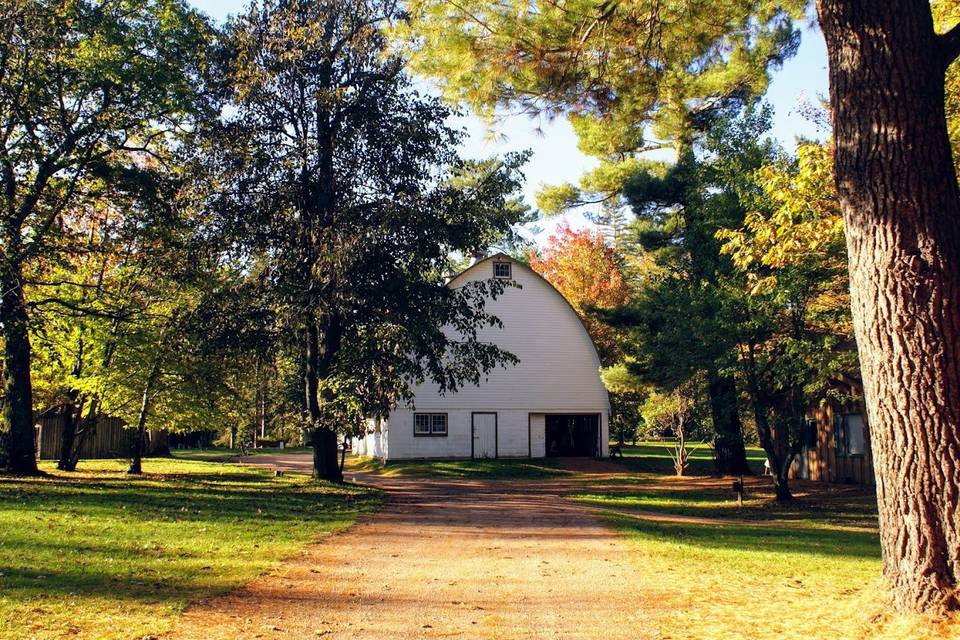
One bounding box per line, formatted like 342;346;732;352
187;1;831;243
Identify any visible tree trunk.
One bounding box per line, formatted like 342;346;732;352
128;360;160;475
67;407;97;471
148;429;170;457
56;396;82;471
57;343;85;471
816;0;960;614
1;261;38;475
305;320;342;483
707;371;752;475
750;396;793;502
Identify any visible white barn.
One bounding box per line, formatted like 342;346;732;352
353;253;611;460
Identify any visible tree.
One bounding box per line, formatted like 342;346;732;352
529;223;631;361
213;0;529;482
814;0;960;614
716;139;856;500
605;109;786;478
0;0;210;473
399;0;803;147
528;222;640;442
400;2;805;478
639;378;710;476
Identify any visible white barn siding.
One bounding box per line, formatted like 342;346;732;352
368;255;610;460
354;417;388;459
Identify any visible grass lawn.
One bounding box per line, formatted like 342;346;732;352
572;472;956;639
614;440;768;475
347;455;573;479
0;458;380;640
170;446;312;462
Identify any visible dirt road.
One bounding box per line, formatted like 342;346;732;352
165;455;653;640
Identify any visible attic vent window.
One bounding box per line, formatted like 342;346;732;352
493;261;512;279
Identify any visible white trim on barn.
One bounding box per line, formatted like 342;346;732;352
353;253;611;460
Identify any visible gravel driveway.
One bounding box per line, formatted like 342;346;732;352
165;455;653;640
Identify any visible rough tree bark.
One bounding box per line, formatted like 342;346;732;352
1;260;38;475
707;371;752;475
816;0;960;614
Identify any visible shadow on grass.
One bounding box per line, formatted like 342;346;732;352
574;485;878;528
0;462;381;615
354;457;573;480
605;511;881;561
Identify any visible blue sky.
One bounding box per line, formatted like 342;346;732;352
188;1;830;241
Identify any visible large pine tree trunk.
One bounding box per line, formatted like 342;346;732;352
816;0;960;614
707;371;752;475
1;260;38;475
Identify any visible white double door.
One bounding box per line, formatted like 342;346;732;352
472;413;497;459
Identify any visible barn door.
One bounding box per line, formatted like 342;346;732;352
472;413;497;459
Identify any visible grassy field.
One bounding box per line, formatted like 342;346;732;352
571;472;958;639
613;440;768;475
0;458;380;640
170;446;312;462
348;455;572;479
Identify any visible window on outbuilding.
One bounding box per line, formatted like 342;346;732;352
802;418;818;449
493;261;512;279
414;413;447;437
834;413;866;456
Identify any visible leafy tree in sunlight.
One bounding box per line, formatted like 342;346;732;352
399;2;806;477
0;0;212;473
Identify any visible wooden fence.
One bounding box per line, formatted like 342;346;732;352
35;414;167;460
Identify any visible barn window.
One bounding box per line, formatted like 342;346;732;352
493;261;512;279
414;413;447;437
414;414;430;435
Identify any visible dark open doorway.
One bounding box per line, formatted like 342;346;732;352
545;414;599;457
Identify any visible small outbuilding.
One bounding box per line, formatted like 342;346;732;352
354;253;611;460
794;377;875;486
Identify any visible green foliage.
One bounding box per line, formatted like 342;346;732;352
0;0;214;468
209;0;533;462
536;182;582;216
717;141;845;294
400;0;804;147
0;0;212;261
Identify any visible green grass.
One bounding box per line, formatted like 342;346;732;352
568;472;909;638
613;441;768;475
349;456;573;479
0;458;380;640
170;446;311;462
